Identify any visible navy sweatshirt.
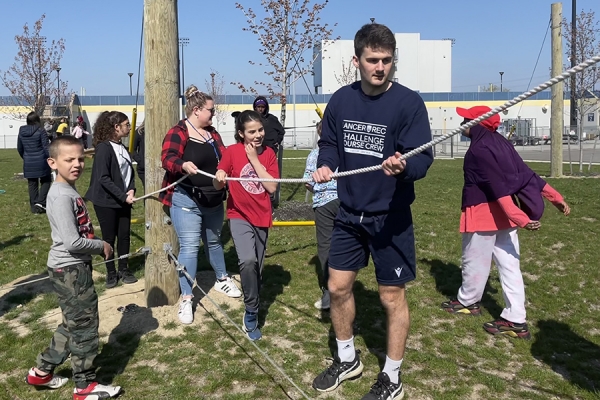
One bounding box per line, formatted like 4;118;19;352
317;81;433;213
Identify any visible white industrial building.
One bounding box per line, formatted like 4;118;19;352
312;33;453;94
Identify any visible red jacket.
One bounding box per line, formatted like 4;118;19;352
159;120;226;207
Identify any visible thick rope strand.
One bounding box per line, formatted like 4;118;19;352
132;54;600;197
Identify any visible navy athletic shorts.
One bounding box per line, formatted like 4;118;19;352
328;205;416;285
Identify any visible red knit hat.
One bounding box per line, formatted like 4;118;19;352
456;106;501;131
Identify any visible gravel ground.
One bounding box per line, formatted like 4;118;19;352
273;200;314;221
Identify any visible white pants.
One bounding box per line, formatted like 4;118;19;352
457;228;526;323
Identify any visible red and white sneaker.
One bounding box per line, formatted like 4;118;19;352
25;367;68;389
73;382;122;399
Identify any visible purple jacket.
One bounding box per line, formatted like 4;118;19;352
462;125;547;220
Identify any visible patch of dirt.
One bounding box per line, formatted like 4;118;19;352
522;272;540;282
39;271;243;341
130;359;169;373
273;201;314;221
550;242;565;251
581;217;597;222
470;384;488;400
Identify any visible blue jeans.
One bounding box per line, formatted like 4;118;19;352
170;187;227;296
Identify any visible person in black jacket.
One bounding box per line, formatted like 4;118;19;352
85;111;137;288
253;96;285;209
17;112;52;214
252;96;284;153
132;119;145;190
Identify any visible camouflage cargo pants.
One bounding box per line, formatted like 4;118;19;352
37;262;99;388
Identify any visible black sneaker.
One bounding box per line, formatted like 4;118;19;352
441;299;481;316
361;372;404;400
483;318;531;339
119;269;138;284
312;350;363;392
105;273;118;289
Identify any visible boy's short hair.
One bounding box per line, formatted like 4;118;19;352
49;135;83;159
354;23;396;58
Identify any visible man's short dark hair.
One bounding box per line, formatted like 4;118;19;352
26;111;41;126
49;135;83;159
354;23;396;58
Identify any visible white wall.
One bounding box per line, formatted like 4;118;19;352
418;40;452;92
314;34;452;94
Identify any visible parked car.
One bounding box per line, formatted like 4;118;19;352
541;134;579;144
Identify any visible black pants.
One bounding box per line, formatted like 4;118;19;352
93;205;132;276
28;175;52;212
137;170;145;191
314;199;340;291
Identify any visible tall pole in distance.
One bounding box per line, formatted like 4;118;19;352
128;72;134;95
55;66;61;116
179;37;189;118
551;3;564;177
499;71;504;92
144;0;181;307
569;0;577;130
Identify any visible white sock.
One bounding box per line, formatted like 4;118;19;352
336;337;355;362
382;356;403;384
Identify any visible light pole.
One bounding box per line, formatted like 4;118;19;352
128;72;134;95
179;38;189;95
55;66;61;116
42;72;48;108
499;71;504;92
179;37;189;118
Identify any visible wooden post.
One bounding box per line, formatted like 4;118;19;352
551;2;564;178
144;0;181;306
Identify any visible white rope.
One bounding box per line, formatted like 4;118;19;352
132;54;600;199
165;248;311;400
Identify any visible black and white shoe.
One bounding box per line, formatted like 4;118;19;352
312;350;363;392
361;372;404;400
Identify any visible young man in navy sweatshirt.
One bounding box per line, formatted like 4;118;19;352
311;23;433;400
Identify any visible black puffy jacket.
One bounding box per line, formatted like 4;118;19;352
17;125;51;179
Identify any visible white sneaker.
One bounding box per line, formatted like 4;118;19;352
214;276;242;298
178;299;193;324
314;290;330;310
74;382;122;399
25;368;68;389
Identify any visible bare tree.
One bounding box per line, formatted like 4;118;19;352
232;0;337;128
334;58;358;87
562;9;600;172
205;69;228;128
0;14;68;120
481;84;510;92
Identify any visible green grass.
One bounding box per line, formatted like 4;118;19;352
1;148;600;399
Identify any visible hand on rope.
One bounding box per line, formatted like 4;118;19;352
0;248;150;292
132;55;600;198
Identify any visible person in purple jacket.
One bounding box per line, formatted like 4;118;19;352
311;23;433;400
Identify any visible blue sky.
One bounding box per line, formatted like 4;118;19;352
0;0;596;96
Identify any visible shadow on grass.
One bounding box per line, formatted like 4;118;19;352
259;264;291;328
0;273;53;318
425;258;502;319
532;320;600;394
0;234;30;251
96;305;159;384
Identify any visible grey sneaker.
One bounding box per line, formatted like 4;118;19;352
314;290;330;310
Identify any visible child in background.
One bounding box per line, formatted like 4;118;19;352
85;111;137;288
441;105;570;340
25;135;122;399
214;110;279;341
303;121;339;310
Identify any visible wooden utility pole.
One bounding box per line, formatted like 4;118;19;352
144;0;181;306
551;2;564;178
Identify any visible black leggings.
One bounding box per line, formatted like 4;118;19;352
93;205;132;275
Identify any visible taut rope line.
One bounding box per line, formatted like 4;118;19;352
133;55;600;202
